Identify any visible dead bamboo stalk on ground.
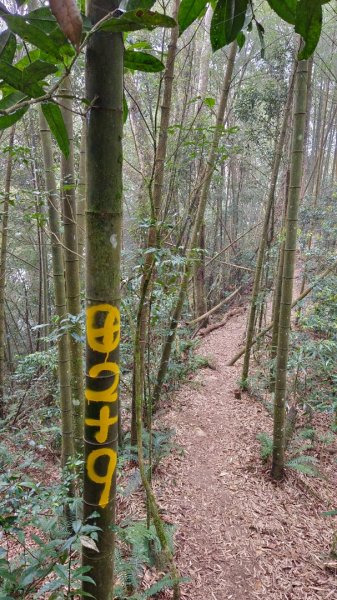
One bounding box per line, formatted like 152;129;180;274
187;286;241;326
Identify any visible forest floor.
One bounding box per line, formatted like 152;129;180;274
149;276;337;600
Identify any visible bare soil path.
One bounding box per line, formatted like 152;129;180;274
156;302;337;599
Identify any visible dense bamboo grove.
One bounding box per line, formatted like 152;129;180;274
0;1;336;598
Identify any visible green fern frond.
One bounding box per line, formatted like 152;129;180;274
287;455;320;477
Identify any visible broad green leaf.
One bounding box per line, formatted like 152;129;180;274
295;0;322;59
0;106;27;129
99;10;176;33
178;0;207;35
0;59;45;97
25;7;58;34
0;30;16;64
121;0;156;9
124;49;164;72
266;0;296;25
22;60;58;85
0;90;25;109
2;13;62;60
15;49;40;70
41;102;69;157
210;0;248;52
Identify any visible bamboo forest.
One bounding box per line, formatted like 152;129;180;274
1;0;337;598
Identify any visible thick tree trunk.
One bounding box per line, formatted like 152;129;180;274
271;56;309;481
82;0;123;596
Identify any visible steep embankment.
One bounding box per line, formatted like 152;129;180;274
156;291;337;599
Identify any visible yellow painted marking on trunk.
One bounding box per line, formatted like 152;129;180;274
86;448;117;508
85;406;118;444
85;362;119;403
87;304;120;353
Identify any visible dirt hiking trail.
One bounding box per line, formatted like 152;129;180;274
156;296;337;599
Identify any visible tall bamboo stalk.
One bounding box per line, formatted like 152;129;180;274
77;119;86;287
82;0;123;595
60;75;84;454
39;110;74;468
271;55;309;481
0;126;15;420
152;42;237;408
131;0;180;444
241;64;296;384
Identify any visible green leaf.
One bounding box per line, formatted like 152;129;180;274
0;105;27;129
0;90;25;109
99;10;176;33
22;60;58;85
266;0;296;25
236;30;245;50
2;13;62;60
124;49;164;72
322;509;337;517
121;0;156;9
210;0;248;52
0;59;45;97
204;96;215;108
41;102;69;157
0;30;16;64
25;7;58;34
295;0;322;59
256;21;265;59
123;94;128;123
178;0;207;35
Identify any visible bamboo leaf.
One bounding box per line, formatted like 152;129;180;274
121;0;156;9
25;7;58;33
295;0;322;59
99;10;176;33
0;106;28;129
22;60;58;84
41;101;69;157
0;59;45;97
0;30;16;64
124;49;164;72
1;13;63;59
266;0;296;25
178;0;208;35
236;30;245;50
210;0;248;52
